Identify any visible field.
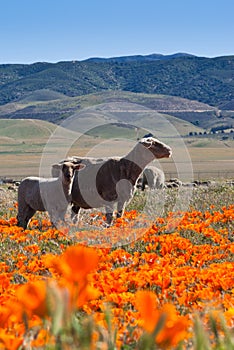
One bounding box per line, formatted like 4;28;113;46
0;182;234;349
0;119;234;180
0;117;234;348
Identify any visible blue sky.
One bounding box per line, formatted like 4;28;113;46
0;0;233;64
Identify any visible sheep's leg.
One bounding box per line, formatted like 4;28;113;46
105;205;114;226
49;209;67;227
17;205;36;229
71;204;80;224
141;178;146;191
17;213;26;229
117;201;126;218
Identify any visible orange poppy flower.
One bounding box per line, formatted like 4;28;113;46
51;245;99;283
0;305;12;328
16;280;48;318
135;290;160;333
156;304;189;348
0;274;10;292
9;217;18;226
224;307;234;326
30;328;54;348
76;284;100;308
0;329;23;350
135;291;189;348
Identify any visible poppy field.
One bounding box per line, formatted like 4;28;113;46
0;183;233;349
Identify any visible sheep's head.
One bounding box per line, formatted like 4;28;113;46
52;162;86;184
139;137;172;159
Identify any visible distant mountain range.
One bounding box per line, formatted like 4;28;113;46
84;52;196;62
0;53;233;108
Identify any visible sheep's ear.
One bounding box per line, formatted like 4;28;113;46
73;164;86;171
52;164;62;170
140;138;153;148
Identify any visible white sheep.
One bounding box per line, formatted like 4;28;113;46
140;165;165;191
17;162;85;229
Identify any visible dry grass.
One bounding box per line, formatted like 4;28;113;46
1;143;234;180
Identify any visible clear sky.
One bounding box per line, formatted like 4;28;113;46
0;0;233;64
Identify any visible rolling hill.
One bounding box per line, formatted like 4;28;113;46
0;54;233;107
0;90;225;132
0;119;56;139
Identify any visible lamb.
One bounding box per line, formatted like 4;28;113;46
17;162;85;229
140;165;165;191
52;136;172;226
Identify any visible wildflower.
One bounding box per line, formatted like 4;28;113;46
136;290;161;329
135;291;189;348
16;280;48;318
49;245;100;308
0;305;12;328
156;304;189;348
51;245;99;283
9;217;18;226
0;329;23;350
30;329;54;348
224;307;234;327
0;273;10;292
76;284;100;308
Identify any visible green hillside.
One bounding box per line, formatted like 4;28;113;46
0;91;225;132
0;55;233;107
0;119;56;139
19;89;67;102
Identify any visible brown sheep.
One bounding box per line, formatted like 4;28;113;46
52;137;172;226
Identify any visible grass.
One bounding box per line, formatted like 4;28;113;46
2;181;234;228
0;119;56;138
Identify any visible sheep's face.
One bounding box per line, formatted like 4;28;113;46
140;137;172;159
58;162;86;185
62;163;75;184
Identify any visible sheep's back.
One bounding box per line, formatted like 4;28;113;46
18;177;65;212
18;177;45;211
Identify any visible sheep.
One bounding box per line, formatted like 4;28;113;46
17;162;85;229
52;136;172;226
140;165;165;191
166;178;183;188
